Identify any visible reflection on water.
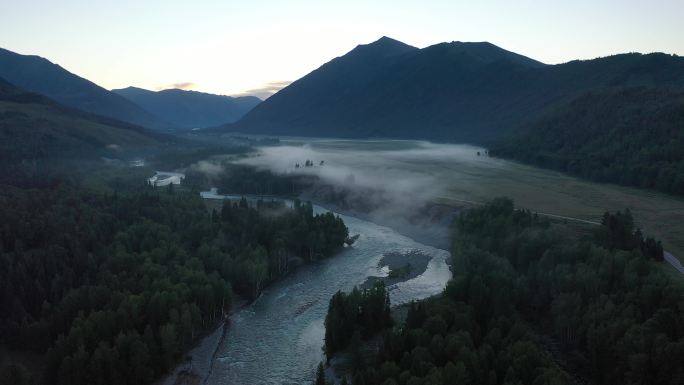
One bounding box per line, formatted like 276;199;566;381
204;196;451;385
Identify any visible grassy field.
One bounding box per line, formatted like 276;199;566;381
430;156;684;264
249;139;684;266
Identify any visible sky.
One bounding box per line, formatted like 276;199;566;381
1;0;683;98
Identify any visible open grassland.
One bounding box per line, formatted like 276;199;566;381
274;139;684;265
432;157;684;264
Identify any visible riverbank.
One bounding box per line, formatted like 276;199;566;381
199;186;457;251
156;317;223;385
159;192;365;385
300;192;458;250
175;189;452;384
157;298;249;385
325;299;430;384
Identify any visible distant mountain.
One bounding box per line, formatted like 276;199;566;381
226;36;684;142
0;76;161;162
113;86;261;129
491;86;684;196
0;48;169;129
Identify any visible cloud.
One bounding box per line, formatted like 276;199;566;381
233;80;292;99
156;82;195;91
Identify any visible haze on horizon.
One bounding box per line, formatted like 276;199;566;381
2;0;682;98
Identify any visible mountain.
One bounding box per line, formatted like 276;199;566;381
491;86;684;196
113;86;261;129
0;48;169;129
227;36;419;137
0;76;161;163
225;37;684;142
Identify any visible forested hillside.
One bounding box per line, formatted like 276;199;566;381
492;87;684;196
327;198;683;385
0;48;168;129
0;77;162;164
0;180;347;385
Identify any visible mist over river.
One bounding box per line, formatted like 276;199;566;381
204;199;451;385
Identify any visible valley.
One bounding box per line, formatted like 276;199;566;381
234;138;684;266
193;194;451;385
135;136;684;384
2;4;683;383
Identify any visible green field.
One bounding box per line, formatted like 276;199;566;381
430;153;684;262
244;138;684;265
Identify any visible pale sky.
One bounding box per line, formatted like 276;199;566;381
1;0;682;98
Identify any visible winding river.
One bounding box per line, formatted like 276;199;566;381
197;192;451;385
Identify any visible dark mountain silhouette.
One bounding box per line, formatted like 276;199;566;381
113;86;261;129
0;76;162;162
226;37;684;142
0;48;169;129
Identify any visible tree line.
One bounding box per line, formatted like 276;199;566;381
322;198;683;384
183;163;313;197
324;282;393;360
0;180;348;385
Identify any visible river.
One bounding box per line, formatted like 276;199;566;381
196;193;451;385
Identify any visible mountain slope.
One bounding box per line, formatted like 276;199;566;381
491;86;684;196
113;86;261;128
0;77;161;162
229;36;419;137
0;48;169;129
227;37;684;142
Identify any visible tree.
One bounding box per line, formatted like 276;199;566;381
160;323;179;367
335;199;681;385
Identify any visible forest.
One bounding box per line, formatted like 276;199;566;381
491;87;684;196
0;176;348;385
324;283;393;359
324;198;683;385
184;163;312;197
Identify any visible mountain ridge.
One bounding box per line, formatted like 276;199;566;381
0;76;163;162
224;37;684;142
0;47;170;129
113;86;261;129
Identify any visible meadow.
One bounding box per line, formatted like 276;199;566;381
239;138;684;265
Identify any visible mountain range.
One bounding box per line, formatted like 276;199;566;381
3;36;684;195
226;36;684;143
0;76;161;163
112;86;260;129
0;48;170;129
0;47;262;130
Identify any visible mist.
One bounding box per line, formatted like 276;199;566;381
236;140;484;202
230;140;490;247
190;160;225;177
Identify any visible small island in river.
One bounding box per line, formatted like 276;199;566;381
360;249;433;289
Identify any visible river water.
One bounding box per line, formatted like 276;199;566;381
201;193;451;385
